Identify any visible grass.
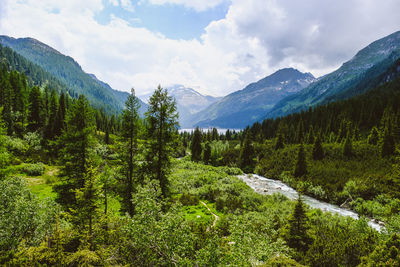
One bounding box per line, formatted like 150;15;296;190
181;203;213;224
17;164;60;200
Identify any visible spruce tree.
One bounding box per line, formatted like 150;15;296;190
343;135;353;157
295;119;304;143
381;129;395;158
55;95;95;208
294;143;307;177
53;93;66;137
44;90;58;140
239;134;256;173
203;141;211;164
120;88;141;216
284;196;311;254
27;86;44;132
144;85;179;198
312;135;324;160
367;127;379;145
275;133;285;150
74;164;101;250
191;127;202;162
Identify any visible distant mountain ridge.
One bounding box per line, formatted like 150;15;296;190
191;68;315;128
139;85;221;127
267;31;400;118
0;35;147;115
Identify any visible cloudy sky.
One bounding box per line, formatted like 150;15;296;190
1;0;400;96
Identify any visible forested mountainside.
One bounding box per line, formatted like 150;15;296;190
0;35;147;115
267;31;400;118
192;68;315;128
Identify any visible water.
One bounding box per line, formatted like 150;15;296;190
238;174;384;232
179;128;241;134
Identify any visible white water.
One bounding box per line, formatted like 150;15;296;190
238;174;384;232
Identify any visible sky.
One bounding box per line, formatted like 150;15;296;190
0;0;400;96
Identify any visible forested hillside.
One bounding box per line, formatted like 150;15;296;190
0;36;147;115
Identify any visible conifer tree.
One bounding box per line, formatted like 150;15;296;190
284;196;311;254
144;85;179;198
381;129;395;158
74;164;101;250
55;95;95;208
312;135;324;160
203;141;211;164
191;127;202;162
53;93;66;137
275;133;285;150
294;143;307;177
27;86;44;132
120;88;141;216
295;119;304;143
367;127;379;145
343;134;353;157
239;133;256;173
44;90;58;140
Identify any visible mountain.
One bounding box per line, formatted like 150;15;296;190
139;85;221;127
267;31;400;118
0;35;147;114
191;68;315;128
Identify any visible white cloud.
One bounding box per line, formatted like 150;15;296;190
145;0;227;12
120;0;135;12
0;0;400;97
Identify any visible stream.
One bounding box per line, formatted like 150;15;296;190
238;174;384;232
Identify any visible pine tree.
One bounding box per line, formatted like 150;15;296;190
44;90;58;140
55;95;95;208
294;143;307;177
144;85;179;198
381;129;395;158
120;88;141;216
275;133;285;150
343;135;353;157
367;127;379;145
191;127;202;162
203;141;211;164
295;119;304;143
53;93;66;137
284;196;312;254
239;134;256;173
27;86;44;132
312;135;324;160
74;164;101;250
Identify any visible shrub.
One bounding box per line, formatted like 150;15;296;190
179;193;199;206
22;163;45;176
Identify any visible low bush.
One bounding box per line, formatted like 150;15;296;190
22;163;45;176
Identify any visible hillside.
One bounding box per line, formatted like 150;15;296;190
0;35;147;114
191;68;315;128
267;31;400;118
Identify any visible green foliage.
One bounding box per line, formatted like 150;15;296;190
119;88;141;216
343;135;353;157
368;126;379;145
0;177;58;253
55;95;95;208
239;133;256;173
283;197;311;255
360;233;400;266
381;129;395;157
22;162;45;176
144;85;179;198
312;135;324;160
294;144;307;177
203;141;211;164
191;126;202;162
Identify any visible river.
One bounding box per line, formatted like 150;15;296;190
238;174;384;232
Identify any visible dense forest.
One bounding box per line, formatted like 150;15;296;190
1;46;400;266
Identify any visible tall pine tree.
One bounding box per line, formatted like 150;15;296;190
55;95;95;208
144;85;179;198
190;127;202;162
120;88;141;216
294;143;307;177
